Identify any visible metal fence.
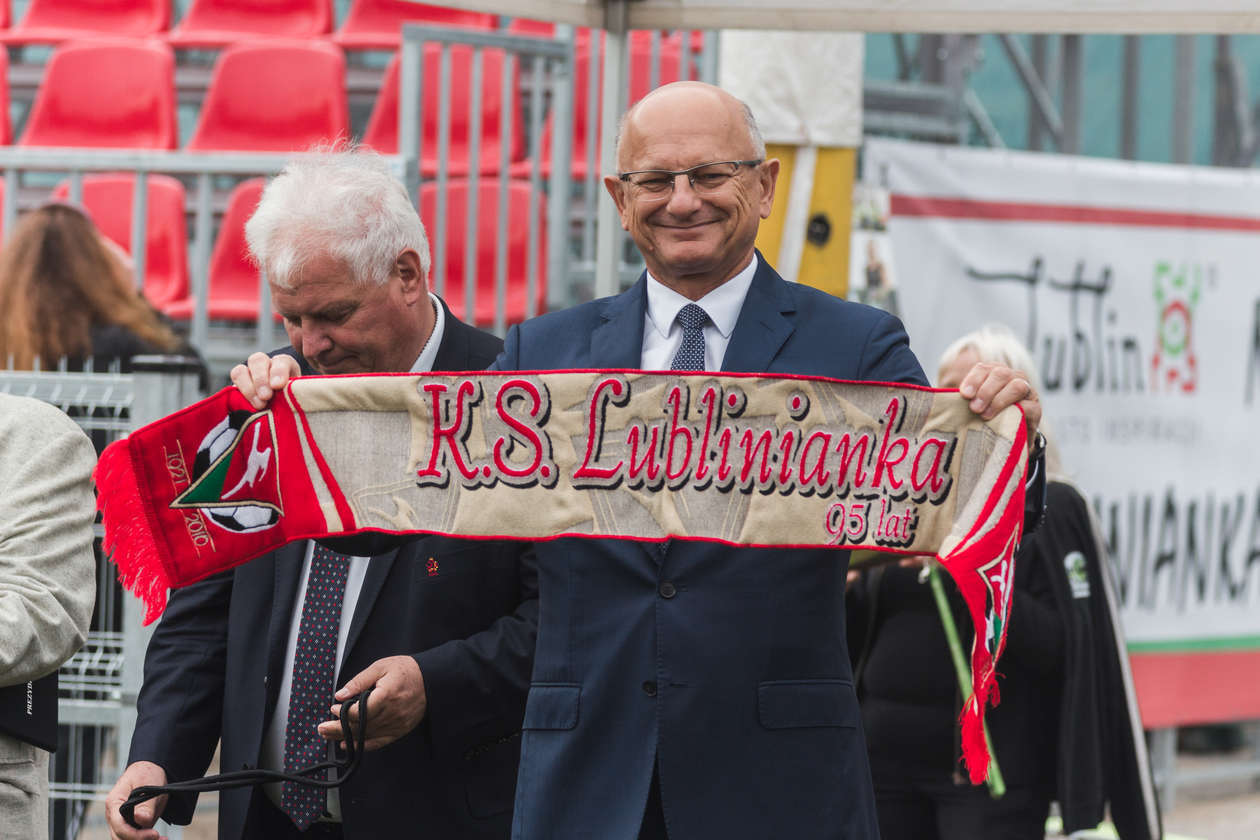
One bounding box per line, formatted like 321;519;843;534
0;358;203;839
0;25;716;386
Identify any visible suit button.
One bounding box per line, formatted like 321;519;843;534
658;581;676;599
642;680;658;697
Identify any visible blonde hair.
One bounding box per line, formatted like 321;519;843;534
938;323;1064;477
0;204;179;368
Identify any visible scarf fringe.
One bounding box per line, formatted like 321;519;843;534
959;682;995;784
94;439;170;624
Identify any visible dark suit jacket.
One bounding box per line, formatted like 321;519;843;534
129;303;538;840
493;257;927;840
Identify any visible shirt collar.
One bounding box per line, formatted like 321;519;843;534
410;293;445;373
644;253;758;340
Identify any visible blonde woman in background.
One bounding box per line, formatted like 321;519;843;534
0;203;185;370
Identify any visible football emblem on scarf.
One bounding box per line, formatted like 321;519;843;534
978;531;1017;656
172;411;283;533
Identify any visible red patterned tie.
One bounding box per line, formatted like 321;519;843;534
280;543;350;829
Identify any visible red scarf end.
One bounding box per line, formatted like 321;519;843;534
959;693;990;784
95;440;170;625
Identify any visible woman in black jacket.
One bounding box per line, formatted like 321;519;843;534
848;323;1160;840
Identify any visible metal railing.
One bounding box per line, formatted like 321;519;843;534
1150;723;1260;812
398;25;573;327
0;25;717;387
0;148;321;367
1;356;204;839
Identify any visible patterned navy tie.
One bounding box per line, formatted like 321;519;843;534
280;543;351;830
670;303;711;371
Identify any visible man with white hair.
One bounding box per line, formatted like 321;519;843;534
106;149;537;840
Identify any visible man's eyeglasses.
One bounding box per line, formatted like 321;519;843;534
618;160;763;202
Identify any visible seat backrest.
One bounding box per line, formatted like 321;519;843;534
7;0;168;40
20;39;176;149
505;18;593;49
420;179;547;327
170;0;332;45
206;178;265;318
51;174;190;310
335;0;495;48
573;35;684;159
186;40;348;153
0;49;11;145
362;45;523;175
531;35;682;178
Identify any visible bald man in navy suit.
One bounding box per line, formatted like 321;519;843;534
491;82;1043;840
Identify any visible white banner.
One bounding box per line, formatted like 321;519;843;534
862;139;1260;656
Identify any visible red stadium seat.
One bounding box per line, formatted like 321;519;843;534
513;35;682;180
333;0;495;50
504;18;595;49
0;0;168;44
165;178;264;322
504;22;688;54
185;41;348;153
168;0;332;48
420;179;547;327
52;174;190;311
505;18;560;38
0;48;11;145
19;39;176;149
362;46;523;176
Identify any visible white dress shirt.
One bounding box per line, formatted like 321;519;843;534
262;294;446;819
640;254;758;371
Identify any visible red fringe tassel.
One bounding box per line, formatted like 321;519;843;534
94;438;170;624
959;685;992;784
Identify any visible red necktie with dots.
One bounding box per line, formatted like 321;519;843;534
280;543;350;829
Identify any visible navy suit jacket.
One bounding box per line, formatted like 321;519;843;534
129;304;538;840
494;257;926;840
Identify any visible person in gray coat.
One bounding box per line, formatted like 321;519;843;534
0;394;97;838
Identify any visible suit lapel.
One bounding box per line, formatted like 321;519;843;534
342;546;401;663
721;255;796;374
587;278;655;561
265;542;307;686
589;277;648;368
431;297;471;372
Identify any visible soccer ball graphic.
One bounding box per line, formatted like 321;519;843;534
192;411;281;533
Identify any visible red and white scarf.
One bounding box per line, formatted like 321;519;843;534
95;369;1027;782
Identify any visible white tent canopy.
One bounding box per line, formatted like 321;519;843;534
433;0;1260;33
